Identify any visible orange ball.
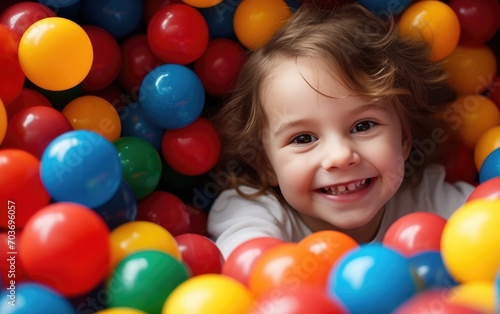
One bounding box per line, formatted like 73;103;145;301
233;0;292;50
62;95;121;142
443;45;497;95
474;126;500;171
297;230;359;270
248;243;331;298
398;1;460;61
449;94;500;149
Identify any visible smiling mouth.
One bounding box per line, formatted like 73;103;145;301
320;178;372;195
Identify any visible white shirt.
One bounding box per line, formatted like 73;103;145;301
207;164;475;259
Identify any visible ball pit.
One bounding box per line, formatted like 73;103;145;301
0;0;499;313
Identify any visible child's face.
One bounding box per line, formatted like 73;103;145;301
261;57;411;233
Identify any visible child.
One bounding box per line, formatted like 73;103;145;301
207;3;475;259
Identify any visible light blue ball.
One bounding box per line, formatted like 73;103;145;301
479;147;500;183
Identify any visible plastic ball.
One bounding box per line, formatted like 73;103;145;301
2;106;73;159
117;34;162;94
297;230;359;270
5;88;52;121
409;251;457;290
147;4;209;64
441;198;500;283
119;102;164;151
81;26;122;92
81;0;143;40
467;177;500;202
137;191;190;236
109;221;181;271
449;0;500;45
40;130;122;207
328;243;418;313
93;180;137;230
162;118;221;176
182;0;223;8
0;25;25;104
222;237;285;286
448;281;496;313
450;95;500;149
162;274;255;314
143;0;182;23
174;233;225;276
19;202;110;296
357;0;411;15
248;243;332;298
0;98;7;144
443;45;497;95
383;212;447;256
474;125;500;171
198;0;242;39
139;64;205;129
233;0;292;50
194;38;246;96
18;17;93;91
113;137;162;199
479;147;500;183
398;1;460;61
62;95;121;142
393;289;483;314
0;2;56;37
0;283;75;314
107;250;190;314
249;285;347;314
0;149;50;228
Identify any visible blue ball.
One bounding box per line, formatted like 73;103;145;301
139;64;205;130
120;102;164;151
328;243;418;313
40;130;122;208
82;0;143;39
479;147;500;183
93;180;137;230
0;283;75;314
409;250;457;290
357;0;412;15
199;0;242;39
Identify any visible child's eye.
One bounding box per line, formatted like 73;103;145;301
351;121;377;133
290;134;318;144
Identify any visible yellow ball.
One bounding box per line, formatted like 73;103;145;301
182;0;222;8
109;221;181;272
447;281;496;314
162;274;255;314
0;98;6;145
233;0;292;50
441;199;500;283
474;125;500;171
18;17;93;91
96;308;147;314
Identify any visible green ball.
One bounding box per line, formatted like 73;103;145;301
114;136;162;199
106;250;190;314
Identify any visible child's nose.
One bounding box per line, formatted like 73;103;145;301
321;141;360;170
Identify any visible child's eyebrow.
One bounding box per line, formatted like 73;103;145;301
272;103;388;137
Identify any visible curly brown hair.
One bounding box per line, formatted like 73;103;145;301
211;3;456;201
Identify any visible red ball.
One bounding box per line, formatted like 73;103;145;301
186;205;209;237
174;233;225;276
137;191;191;236
194;38;246;97
161;118;221;176
222;237;285;286
467;177;500;202
81;26;122;92
383;212;447;257
143;0;182;24
442;139;478;185
147;3;209;64
19;202;110;297
118;34;162;94
3;106;73;159
0;24;24;104
0;2;56;37
449;0;500;45
5;88;52;121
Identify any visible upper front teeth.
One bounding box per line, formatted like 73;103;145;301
326;179;366;192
